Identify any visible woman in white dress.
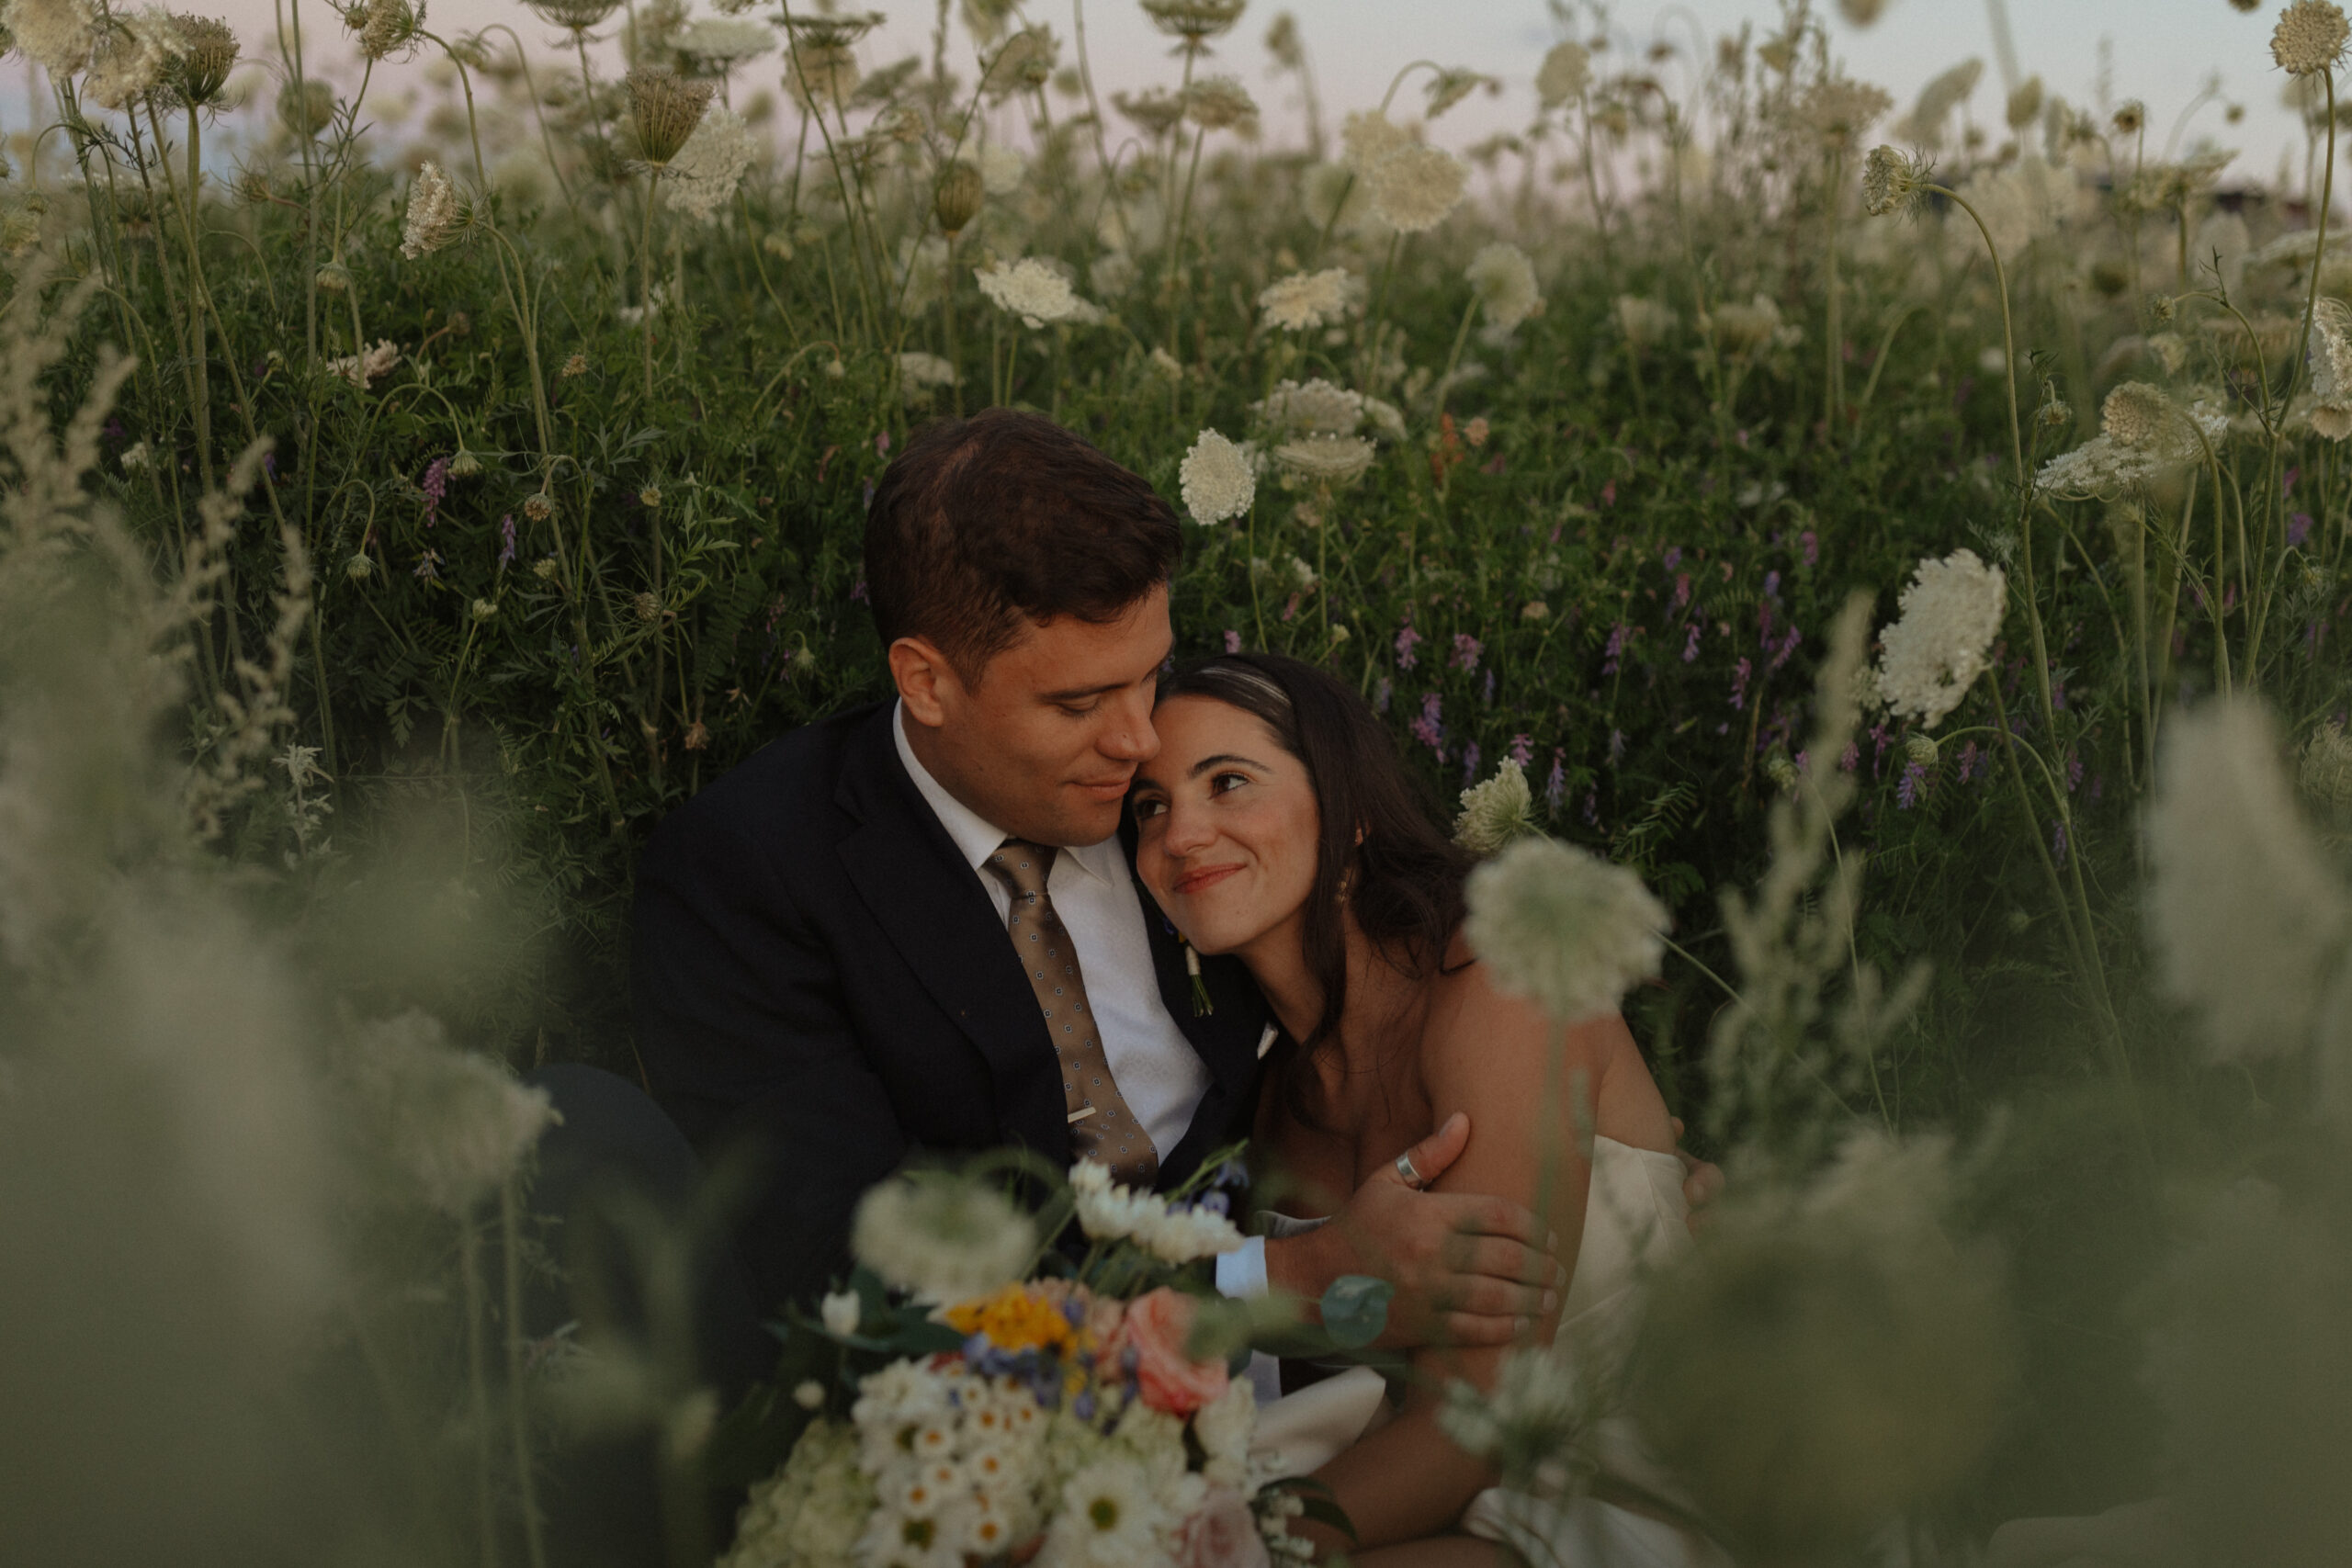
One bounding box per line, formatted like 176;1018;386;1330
1127;654;1724;1568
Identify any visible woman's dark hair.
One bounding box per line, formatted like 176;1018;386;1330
863;409;1182;682
1155;652;1474;1122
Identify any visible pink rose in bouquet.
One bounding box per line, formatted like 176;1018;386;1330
1181;1485;1272;1568
1115;1287;1230;1416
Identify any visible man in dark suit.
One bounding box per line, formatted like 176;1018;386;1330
626;409;1574;1361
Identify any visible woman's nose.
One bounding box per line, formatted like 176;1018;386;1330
1159;796;1216;857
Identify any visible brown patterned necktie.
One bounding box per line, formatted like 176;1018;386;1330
982;838;1159;1188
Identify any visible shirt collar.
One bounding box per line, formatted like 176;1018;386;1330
891;701;1125;888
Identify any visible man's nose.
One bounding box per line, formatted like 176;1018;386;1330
1096;689;1159;762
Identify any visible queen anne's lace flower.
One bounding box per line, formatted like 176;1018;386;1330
1069;1160;1243;1263
345;1013;557;1216
1615;293;1678;347
850;1172;1037;1302
1366;144;1467;233
1536;40;1590;107
327;339;402;387
2308;298;2352;439
2099;381;2180;449
1464;835;1670;1024
1254;377;1363;436
8;0;98;76
1465;243;1543;333
1178;428;1255;525
675;16;773;67
1861;144;1928;218
1273;434;1375;484
1184;73;1256;130
665;105;757;223
2147;698;2350;1063
83;7;180;109
1706;293;1787;355
1870;548;2007;728
401;161;462;259
1340;108;1411;170
2273;0;2350;75
1257;267;1359;333
1454;760;1538;854
1797;77;1894;152
975;257;1102;329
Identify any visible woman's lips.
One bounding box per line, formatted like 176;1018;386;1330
1172;863;1243;897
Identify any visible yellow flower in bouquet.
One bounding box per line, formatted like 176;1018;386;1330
942;1280;1079;1356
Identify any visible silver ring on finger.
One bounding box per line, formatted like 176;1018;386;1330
1394;1151;1427;1190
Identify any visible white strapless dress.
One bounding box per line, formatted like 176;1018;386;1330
1248;1136;1730;1568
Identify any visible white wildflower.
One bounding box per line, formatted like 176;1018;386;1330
1894;58;1983;150
1091;249;1137;297
974;257;1101;329
1044;1457;1167;1566
2038;400;2226;498
1183;73;1257;130
1949;156;2073;263
1464;836;1671;1024
850;1171;1037;1303
1340;108;1411;171
2273;0;2349;75
344;1012;558;1216
2309;298;2352;440
1362;395;1408;441
7;0;98;76
1707;293;1786;355
820;1288;862;1336
1366;143;1467;233
1454;760;1538;854
400;160;462;259
1465;243;1543;333
1615;293;1678;347
1253;377;1363;436
666;105;756;224
1179;428;1255;525
980;142;1027;196
1536;40;1590;107
83;7;182;110
1272;435;1375;484
119;439;152;472
326;339;401;388
674;16;773;67
2146;698;2350;1063
898;351;958;403
1870;548;2006;729
2099;382;2180;449
1069;1160;1242;1263
1192;1381;1255;1489
2303;720;2352;813
1256;267;1360;333
721;1420;875;1568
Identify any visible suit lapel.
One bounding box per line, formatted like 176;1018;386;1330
833;705;1071;1167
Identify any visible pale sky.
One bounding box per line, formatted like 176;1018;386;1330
8;2;2322;188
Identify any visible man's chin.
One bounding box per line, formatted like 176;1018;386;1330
1035;797;1125;849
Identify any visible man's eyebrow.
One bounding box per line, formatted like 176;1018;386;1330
1189;752;1269;778
1038;646;1173;704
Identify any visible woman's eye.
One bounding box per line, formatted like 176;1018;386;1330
1211;773;1250;795
1133;798;1166;820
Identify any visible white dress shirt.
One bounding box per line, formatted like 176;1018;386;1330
892;703;1213;1165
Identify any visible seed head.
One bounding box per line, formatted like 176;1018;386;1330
345;0;423;60
632;591;662;624
1537;41;1591;107
315;261;352;293
345;551;375;581
1860;144;1929;217
626;68;714;166
400;161;464;259
524;492;554;522
1904;732;1939;768
1184;73;1257;130
1139;0;1246;48
526;0;619;31
1112;86;1186;137
932;160;983;237
165;14;239;107
2005;75;2043;130
276;78;335;138
2273;0;2349;75
470;598;497;623
2100;381;2180;448
560;353;588;378
2111;99;2144;136
83;9;181;111
979;26;1055;101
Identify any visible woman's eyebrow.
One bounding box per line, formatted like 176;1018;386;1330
1188;752;1269;778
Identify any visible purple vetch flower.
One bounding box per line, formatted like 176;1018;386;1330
876;430;892;457
1603;623;1631;675
1609;728;1626;765
498;513;516;567
2065;748;2084;792
1730;657;1751;710
1871;723;1892;773
421;456;450;524
1544;749;1566;811
2052;674;2067;712
1769;626;1802;672
1396;622;1423;670
862;479;876;511
1374;677;1393;713
1582;789;1600;826
2289;512;2312;547
850;580;869;602
1838;741;1860;773
1663;546;1682;570
1508;732;1534;766
1410;693;1445;755
1957;740;1980;784
413;548;440;581
2052;819;2069;864
1682;624;1701;662
1897;761;1927;809
1451;633;1483;672
1482;670;1496;704
1762;570;1781;599
1671;572;1691;612
1224;629;1242;653
1801;530;1818;566
1462;743;1481;784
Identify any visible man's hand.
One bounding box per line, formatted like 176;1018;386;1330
1263;1112;1563;1350
1670;1116;1724;1235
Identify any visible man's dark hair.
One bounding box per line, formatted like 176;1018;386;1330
864;409;1182;681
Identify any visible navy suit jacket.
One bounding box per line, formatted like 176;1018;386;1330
630;699;1271;1314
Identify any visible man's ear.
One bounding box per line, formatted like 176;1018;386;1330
889;636;959;728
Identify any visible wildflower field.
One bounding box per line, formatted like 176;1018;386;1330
3;0;2351;1562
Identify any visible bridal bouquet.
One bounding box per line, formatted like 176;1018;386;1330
720;1156;1330;1568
